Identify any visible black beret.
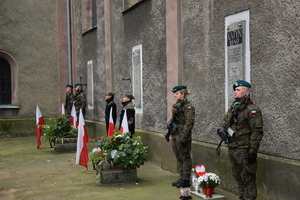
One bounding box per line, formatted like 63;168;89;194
66;85;73;88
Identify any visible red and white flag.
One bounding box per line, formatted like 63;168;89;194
70;103;77;127
76;109;89;169
120;109;129;134
36;105;45;149
107;107;115;137
62;103;65;115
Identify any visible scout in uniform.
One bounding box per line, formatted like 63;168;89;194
105;91;117;134
119;94;135;137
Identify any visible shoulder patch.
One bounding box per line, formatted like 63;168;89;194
187;107;192;109
251;110;257;114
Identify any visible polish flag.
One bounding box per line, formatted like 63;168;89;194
76;109;89;169
36;105;45;149
62;103;65;115
120;109;129;134
70;103;77;127
107;107;115;137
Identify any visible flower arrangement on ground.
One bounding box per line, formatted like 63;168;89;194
94;132;148;170
40;114;77;148
90;147;104;169
197;172;221;188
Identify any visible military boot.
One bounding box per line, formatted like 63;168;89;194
172;178;183;186
177;180;190;188
180;196;192;200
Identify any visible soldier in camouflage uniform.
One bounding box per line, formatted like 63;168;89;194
217;80;263;200
65;85;74;115
167;86;195;189
74;83;86;118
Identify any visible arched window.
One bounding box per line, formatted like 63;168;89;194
0;58;11;105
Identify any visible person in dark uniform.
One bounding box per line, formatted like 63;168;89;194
167;86;195;189
65;85;74;115
119;94;135;137
105;91;117;135
217;80;263;200
74;83;86;118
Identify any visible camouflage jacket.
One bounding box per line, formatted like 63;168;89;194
217;98;263;153
74;90;86;114
65;92;74;115
168;99;195;141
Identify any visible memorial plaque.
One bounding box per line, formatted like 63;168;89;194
132;47;142;108
227;21;246;107
87;60;94;109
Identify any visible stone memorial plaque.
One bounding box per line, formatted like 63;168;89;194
132;48;142;108
87;60;94;109
227;21;246;106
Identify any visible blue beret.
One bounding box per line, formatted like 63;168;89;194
66;85;73;88
172;85;187;93
233;80;252;90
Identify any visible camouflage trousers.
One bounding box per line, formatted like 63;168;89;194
228;148;257;200
171;134;192;180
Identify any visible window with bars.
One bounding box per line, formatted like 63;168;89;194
0;57;11;105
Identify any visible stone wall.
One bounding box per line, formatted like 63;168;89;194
0;1;60;118
71;0;300;160
179;0;299;160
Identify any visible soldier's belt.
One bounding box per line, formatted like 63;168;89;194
230;134;250;142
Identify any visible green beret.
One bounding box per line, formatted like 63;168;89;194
172;85;187;93
124;94;135;99
233;80;252;90
66;84;73;88
106;91;115;96
74;83;82;87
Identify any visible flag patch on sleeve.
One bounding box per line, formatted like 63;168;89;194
188;107;192;109
251;110;257;114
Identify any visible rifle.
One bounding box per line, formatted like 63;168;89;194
165;99;185;142
216;88;252;155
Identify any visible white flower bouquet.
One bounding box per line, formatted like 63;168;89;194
197;172;221;188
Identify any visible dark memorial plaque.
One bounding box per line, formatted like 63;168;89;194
227;21;246;106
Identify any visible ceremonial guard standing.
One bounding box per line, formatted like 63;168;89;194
74;83;86;118
217;80;263;200
166;86;195;193
119;94;135;137
105;91;117;134
65;85;74;115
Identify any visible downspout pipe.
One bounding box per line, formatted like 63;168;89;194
66;0;72;84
